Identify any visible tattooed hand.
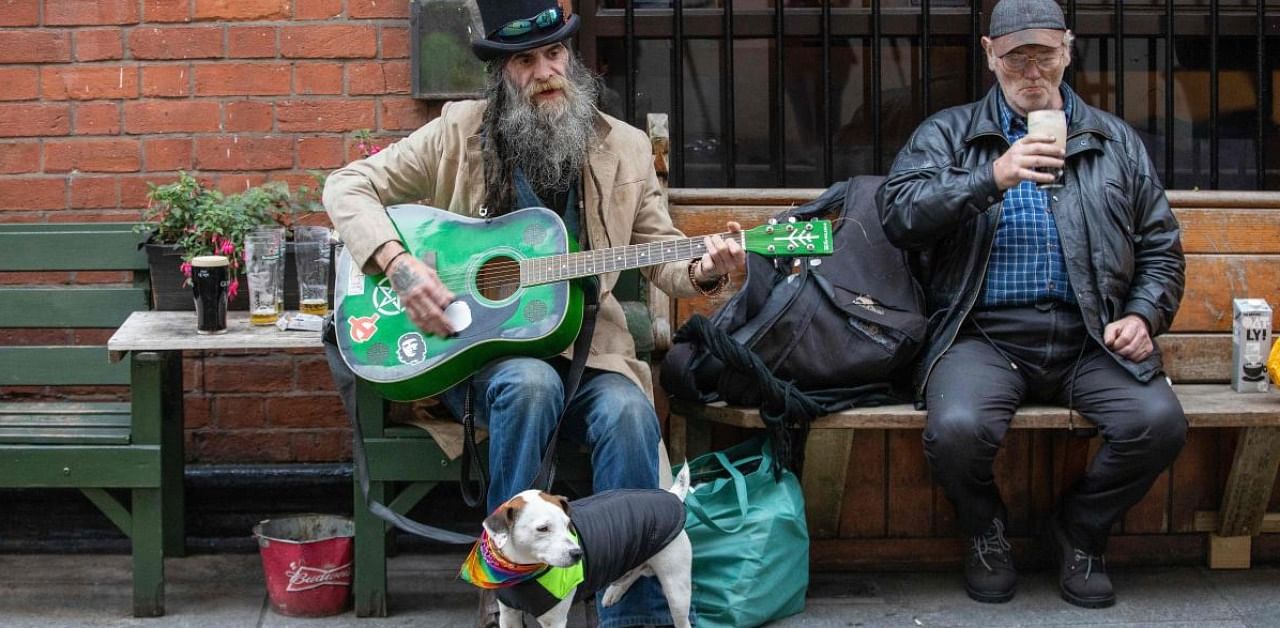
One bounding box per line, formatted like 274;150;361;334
387;253;455;337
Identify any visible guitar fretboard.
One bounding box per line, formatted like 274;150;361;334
520;232;744;286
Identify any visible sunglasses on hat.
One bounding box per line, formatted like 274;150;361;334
496;7;562;39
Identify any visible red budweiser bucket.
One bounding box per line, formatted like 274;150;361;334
253;514;354;617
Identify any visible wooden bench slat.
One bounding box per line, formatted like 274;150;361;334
0;287;148;329
0;414;130;429
0;347;129;386
0;426;131;445
0;227;148;271
0;445;160;488
674;385;1280;430
0;401;130;416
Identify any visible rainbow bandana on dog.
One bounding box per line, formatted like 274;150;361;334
459;530;548;589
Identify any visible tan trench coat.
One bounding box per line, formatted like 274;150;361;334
323;100;710;400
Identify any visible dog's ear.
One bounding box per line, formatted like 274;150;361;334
538;490;571;517
483;496;524;550
553;495;571;517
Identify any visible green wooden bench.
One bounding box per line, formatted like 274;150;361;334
0;223;181;617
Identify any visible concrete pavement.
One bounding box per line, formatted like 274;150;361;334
1;553;1279;627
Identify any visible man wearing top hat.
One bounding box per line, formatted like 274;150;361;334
324;0;744;625
878;0;1186;609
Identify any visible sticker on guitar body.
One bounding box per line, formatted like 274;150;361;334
348;314;380;343
396;332;427;365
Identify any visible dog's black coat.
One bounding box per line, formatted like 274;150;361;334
498;489;686;616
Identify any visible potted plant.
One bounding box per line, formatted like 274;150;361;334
138;172;294;310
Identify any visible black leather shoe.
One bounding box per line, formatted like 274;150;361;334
1051;517;1116;608
475;589;500;628
964;518;1016;603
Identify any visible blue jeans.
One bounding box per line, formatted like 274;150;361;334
442;357;682;628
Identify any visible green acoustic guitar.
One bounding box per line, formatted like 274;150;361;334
334;204;834;401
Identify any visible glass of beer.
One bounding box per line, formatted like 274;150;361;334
191;255;229;334
244;233;283;326
250;227;287;314
292;226;332;316
1027;108;1067;189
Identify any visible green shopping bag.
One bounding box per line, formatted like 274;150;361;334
681;436;809;628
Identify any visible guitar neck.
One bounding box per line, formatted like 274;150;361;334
520;232;743;286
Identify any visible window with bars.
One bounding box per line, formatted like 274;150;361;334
575;1;1280;190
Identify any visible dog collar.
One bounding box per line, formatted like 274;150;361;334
459;531;550;589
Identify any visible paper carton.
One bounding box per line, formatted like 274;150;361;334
1232;298;1272;393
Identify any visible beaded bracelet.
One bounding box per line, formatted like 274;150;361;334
688;259;729;296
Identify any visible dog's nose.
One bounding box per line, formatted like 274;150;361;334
568;548;583;562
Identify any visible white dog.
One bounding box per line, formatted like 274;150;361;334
461;465;693;628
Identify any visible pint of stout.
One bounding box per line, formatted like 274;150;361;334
191;255;230;334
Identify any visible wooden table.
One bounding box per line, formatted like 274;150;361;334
107;311;323;561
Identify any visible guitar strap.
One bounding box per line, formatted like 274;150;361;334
458;277;600;506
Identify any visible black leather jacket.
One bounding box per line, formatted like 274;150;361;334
877;85;1185;399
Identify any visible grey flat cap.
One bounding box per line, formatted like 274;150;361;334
989;0;1067;55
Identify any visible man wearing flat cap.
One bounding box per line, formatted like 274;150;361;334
879;0;1186;609
324;1;743;625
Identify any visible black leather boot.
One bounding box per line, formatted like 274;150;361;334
964;518;1017;603
1051;517;1115;608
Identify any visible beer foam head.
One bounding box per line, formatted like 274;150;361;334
191;255;230;267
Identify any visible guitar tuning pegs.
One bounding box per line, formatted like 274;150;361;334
804;222;814;231
787;243;797;251
765;225;775;234
787;216;798;223
767;244;776;253
806;244;815;251
767;218;778;226
785;224;795;232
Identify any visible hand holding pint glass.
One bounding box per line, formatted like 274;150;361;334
191;255;229;334
1027;109;1067;189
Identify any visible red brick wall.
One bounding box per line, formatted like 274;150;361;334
0;0;446;463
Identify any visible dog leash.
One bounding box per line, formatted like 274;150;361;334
459;277;600;506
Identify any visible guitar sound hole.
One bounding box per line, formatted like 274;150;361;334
477;256;520;301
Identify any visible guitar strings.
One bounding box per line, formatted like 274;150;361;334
422;231;744;291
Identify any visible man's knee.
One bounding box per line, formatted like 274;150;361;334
1111;394;1187;459
486;359;562;405
924;406;1003;464
597;392;660;445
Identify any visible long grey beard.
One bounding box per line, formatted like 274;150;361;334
481;54;598;212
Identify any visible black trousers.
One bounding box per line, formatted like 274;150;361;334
924;303;1187;553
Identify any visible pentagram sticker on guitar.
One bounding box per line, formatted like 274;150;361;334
372;277;404;316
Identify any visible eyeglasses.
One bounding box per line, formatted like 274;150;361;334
999;48;1065;73
496;7;562;39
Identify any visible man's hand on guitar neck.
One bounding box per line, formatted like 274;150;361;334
374;241;456;337
694;221;747;284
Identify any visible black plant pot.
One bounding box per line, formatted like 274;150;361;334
145;243;304;312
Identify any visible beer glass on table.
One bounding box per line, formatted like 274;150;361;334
292;226;332;316
191;255;229;334
244;234;283;326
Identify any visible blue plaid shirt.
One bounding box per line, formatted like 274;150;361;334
978;85;1077;308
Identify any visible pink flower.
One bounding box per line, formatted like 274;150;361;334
220;240;234;255
180;262;192;277
228;278;240;299
368;145;383;156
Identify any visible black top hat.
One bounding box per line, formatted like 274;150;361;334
472;0;581;62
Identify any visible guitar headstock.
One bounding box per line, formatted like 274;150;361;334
741;218;834;257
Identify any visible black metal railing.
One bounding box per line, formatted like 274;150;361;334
578;1;1280;191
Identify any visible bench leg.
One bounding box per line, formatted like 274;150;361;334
131;487;165;617
1211;426;1280;569
683;415;712;459
354;478;389;617
801;429;855;539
